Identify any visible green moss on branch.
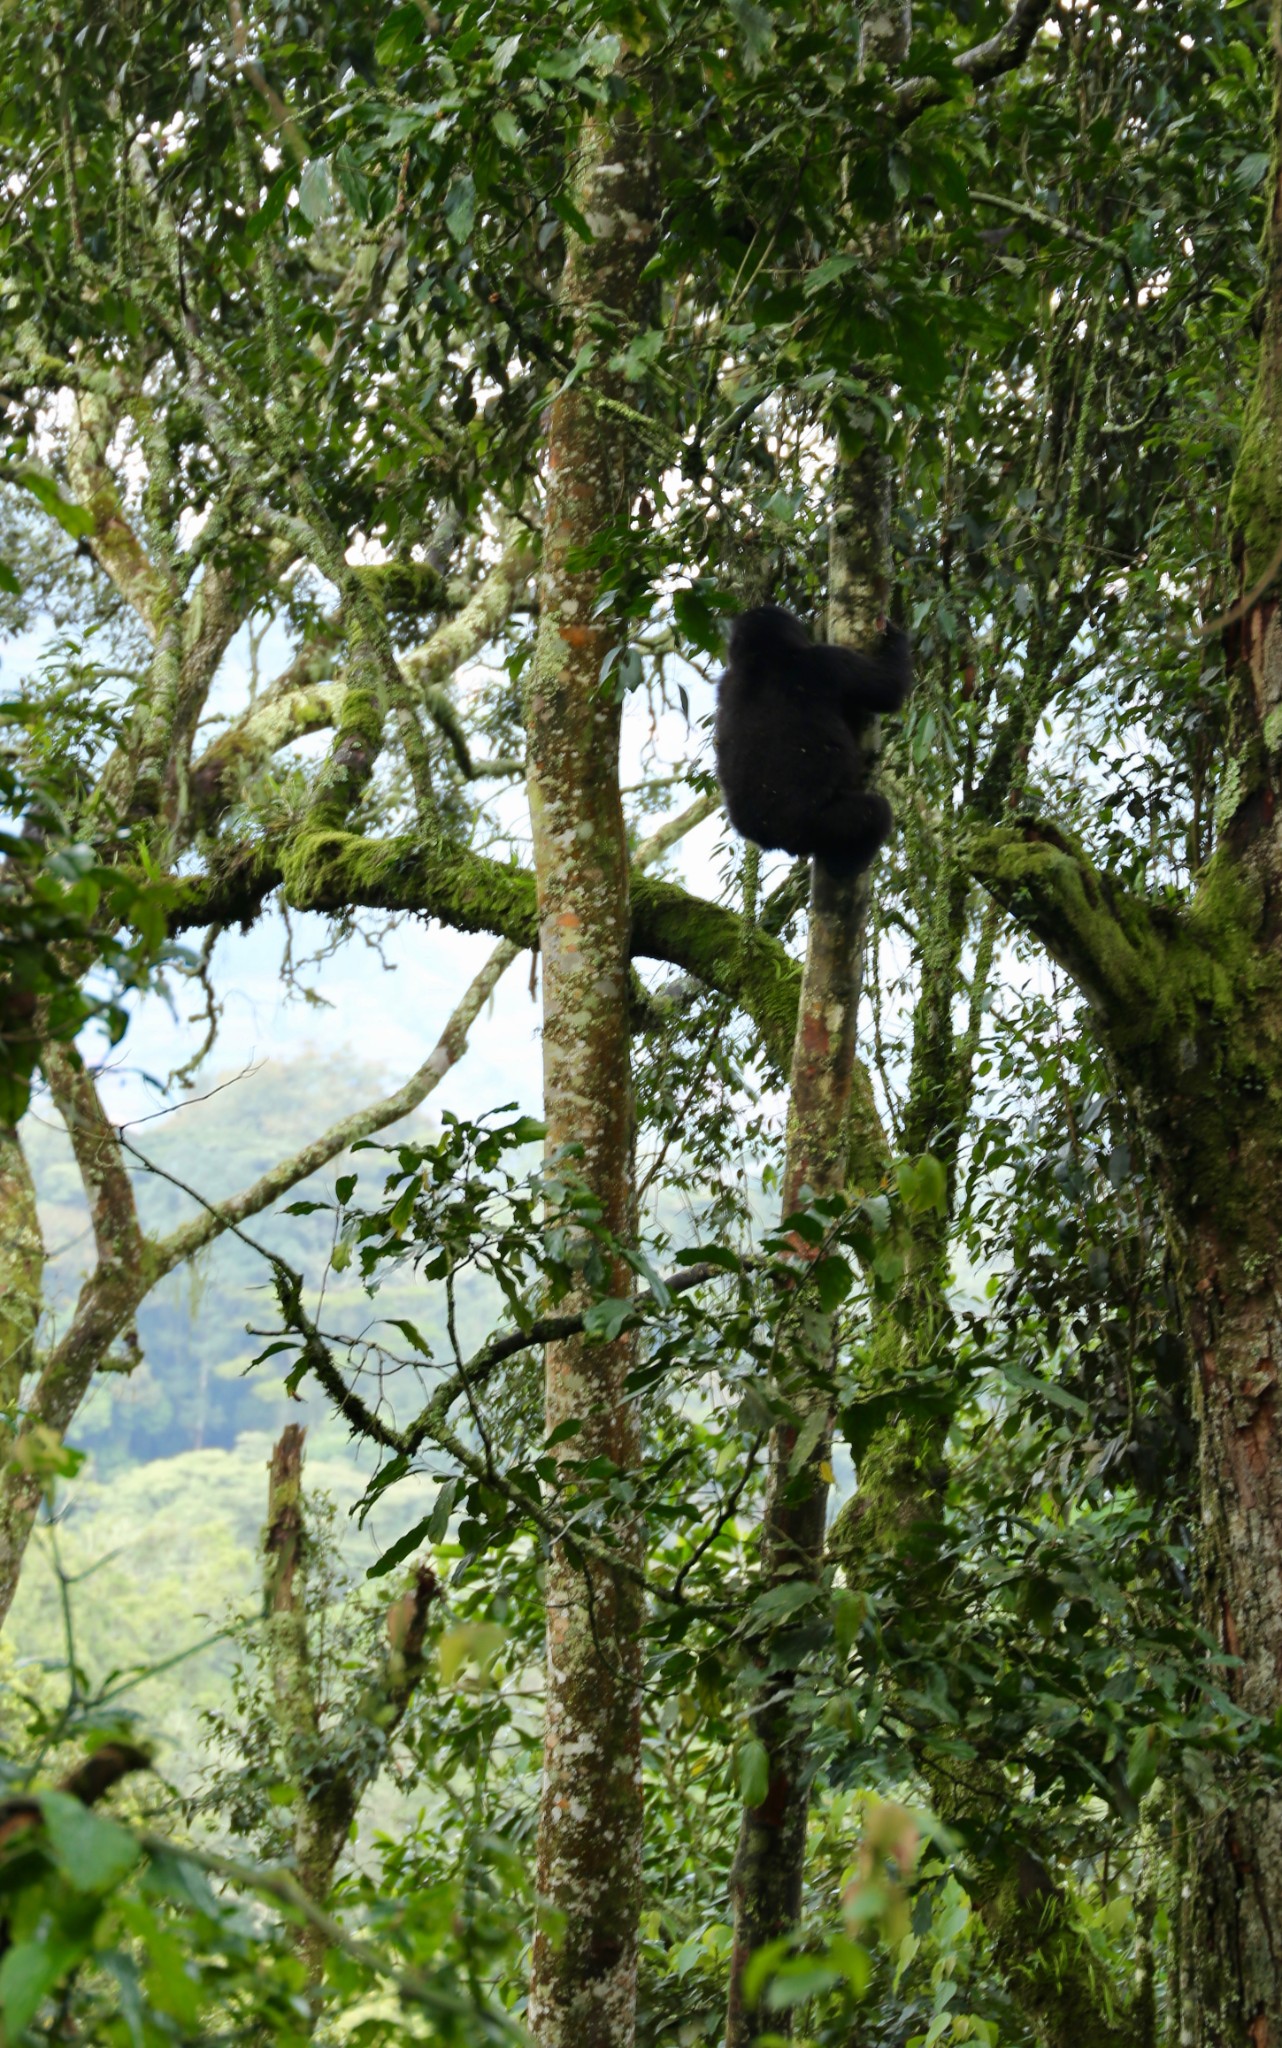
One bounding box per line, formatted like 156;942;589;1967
170;834;802;1064
967;820;1171;1032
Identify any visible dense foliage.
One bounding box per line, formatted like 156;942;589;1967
0;2;1277;2045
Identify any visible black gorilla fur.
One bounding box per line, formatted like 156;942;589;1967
714;603;912;878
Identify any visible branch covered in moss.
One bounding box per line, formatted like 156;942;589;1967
171;831;804;1067
966;818;1175;1029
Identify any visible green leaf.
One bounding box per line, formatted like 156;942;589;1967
297;157;332;226
537;44;591;79
728;0;774;69
1235;151;1270;188
750;1579;820;1625
0;557;20;595
0;1934;90;2037
998;1362;1090;1416
627;1247;671;1307
376;4;426;66
439;1621;506;1683
741;1936;791;2009
895;1152;948;1216
674;1242;740;1271
39;1790;140;1892
18;468;95;540
788;1406;827;1477
672;584;730;656
246;166;291;240
366;1517;432;1578
812;1254;852;1311
1126;1725;1164;1803
384;1316;433;1356
492;110;524;149
546;1416;585;1447
549;189;594;243
332;143;371;222
582;1296;633;1341
427;1475;462;1541
737;1737;770;1806
583;32;621;69
805;252;860;297
444;173;477;243
765;1959;844;2009
833;1589;865;1655
0;1068;33;1121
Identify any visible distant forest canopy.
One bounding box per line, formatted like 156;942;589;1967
25;1054;483;1464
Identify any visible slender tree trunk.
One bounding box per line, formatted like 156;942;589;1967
724;447;891;2048
262;1423;326;1976
0;1050;143;1624
0;1123;43;1422
525;101;655;2048
262;1425;435;2007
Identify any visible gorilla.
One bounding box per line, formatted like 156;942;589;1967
714;603;912;879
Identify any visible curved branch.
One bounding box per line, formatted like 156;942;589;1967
966;817;1172;1025
150;939;521;1278
400;535;537;778
170;832;804;1068
189;682;346;827
61;389;170;636
895;0;1055;126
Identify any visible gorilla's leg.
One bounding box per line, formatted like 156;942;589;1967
811;790;893;878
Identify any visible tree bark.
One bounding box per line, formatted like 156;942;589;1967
0;1123;43;1421
965;817;1282;2042
524;101;655;2048
724;446;891;2048
1178;1220;1282;2048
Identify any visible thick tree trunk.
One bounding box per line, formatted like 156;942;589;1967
525;102;654;2048
1173;1186;1282;2045
1171;12;1282;2032
724;449;891;2048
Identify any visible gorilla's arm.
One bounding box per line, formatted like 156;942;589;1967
809;624;912;715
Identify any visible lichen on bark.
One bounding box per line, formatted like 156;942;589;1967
524;95;656;2048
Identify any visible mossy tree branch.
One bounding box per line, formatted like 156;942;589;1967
965;818;1180;1030
169;833;805;1070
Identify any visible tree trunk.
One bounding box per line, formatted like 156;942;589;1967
262;1425;435;2006
0;1123;43;1421
724;447;891;2048
525;100;655;2048
1180;1216;1282;2046
0;1050;143;1626
1171;1228;1277;2031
